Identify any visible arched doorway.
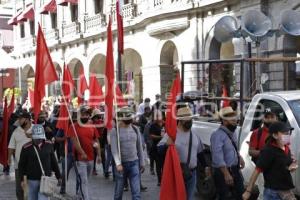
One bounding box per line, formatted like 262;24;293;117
48;63;62;98
208;38;235;97
22;65;34;103
68;58;85;99
160;41;178;100
283;35;300;90
89;53;106;86
122;49;143;103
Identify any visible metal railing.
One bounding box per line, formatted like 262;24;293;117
111;3;137;22
62;22;80;38
84;13;106;33
19;35;36;52
45;29;59;41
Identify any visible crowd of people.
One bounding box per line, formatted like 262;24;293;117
0;93;298;200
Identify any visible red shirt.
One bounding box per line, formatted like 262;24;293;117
249;126;269;150
68;122;98;161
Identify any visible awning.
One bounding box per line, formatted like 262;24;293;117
7;11;22;25
40;0;57;14
17;5;34;22
57;0;78;6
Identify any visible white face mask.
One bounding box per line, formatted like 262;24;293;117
281;135;291;145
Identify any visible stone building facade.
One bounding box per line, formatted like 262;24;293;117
9;0;300;104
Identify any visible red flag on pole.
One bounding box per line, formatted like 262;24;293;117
77;66;88;105
34;24;58;122
105;17;115;130
221;85;230;108
56;99;69;134
89;73;104;108
116;0;124;54
160;72;186;200
8;90;15;117
115;84;127;107
62;64;74;102
0;97;9;167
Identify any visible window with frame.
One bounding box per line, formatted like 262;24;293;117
29;20;35;35
20;23;25;38
51;13;57;29
94;0;103;14
70;4;78;22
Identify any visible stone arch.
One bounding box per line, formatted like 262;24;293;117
68;58;85;98
21;64;34;103
89;53;106;86
159;40;178;100
208;37;235;97
122;48;143;102
48;63;63;97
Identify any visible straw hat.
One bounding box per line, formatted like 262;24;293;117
219;107;237;120
176;107;196;120
91;109;104;119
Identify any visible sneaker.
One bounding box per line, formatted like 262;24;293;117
104;172;109;179
93;170;98;175
150;169;155;175
123;186;129;192
60;188;66;194
141;185;147;192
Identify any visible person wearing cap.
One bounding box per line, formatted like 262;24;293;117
110;106;145;200
68;106;101;200
91;108;105;176
164;106;205;200
7;110;32;200
243;121;297;200
18;124;61;200
249;111;277;164
37;111;55;141
210;106;245;200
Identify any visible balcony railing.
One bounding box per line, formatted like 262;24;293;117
19;35;36;52
84;13;106;34
45;29;59;41
154;0;163;7
111;3;137;22
62;22;80;38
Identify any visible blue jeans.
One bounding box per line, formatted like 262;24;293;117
28;180;48;200
76;161;93;200
185;169;197;200
263;188;281;200
114;160;141;200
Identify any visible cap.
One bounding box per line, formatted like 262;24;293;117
91;109;103;119
18;110;31;119
269;121;294;134
79;105;92;114
32;124;46;140
219;107;237;119
145;98;150;103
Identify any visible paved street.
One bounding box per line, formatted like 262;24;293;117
0;164;162;200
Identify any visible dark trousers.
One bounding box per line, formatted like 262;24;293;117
15;169;24;200
151;150;162;183
213;166;244;200
61;154;74;192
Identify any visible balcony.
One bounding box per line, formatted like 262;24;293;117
61;22;81;43
45;29;59;46
83;13;106;37
111;3;137;22
18;35;36;53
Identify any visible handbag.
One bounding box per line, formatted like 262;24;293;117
33;146;57;197
180;131;193;180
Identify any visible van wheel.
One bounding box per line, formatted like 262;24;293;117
196;165;216;200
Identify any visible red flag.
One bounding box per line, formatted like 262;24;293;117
165;73;181;140
62;63;74;102
115;84;127;107
105;17;115;130
0;97;9;167
89;73;104;108
28;88;34;106
160;73;186;200
56;99;69;134
77;66;88;105
116;0;124;54
8;90;15;117
221;85;230;108
34;24;58;122
160;145;187;200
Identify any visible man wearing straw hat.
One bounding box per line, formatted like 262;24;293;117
164;106;205;200
110;106;145;200
210;106;245;200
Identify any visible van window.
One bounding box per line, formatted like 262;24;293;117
251;99;289;130
289;100;300;125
